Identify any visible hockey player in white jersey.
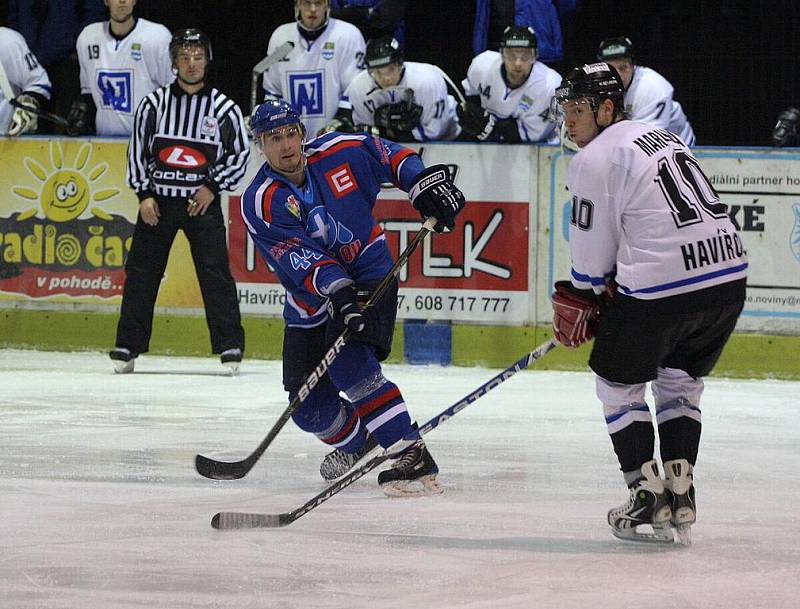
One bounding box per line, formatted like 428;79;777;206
597;36;695;146
551;63;746;545
0;27;52;136
71;0;173;136
459;25;560;143
262;0;366;137
329;36;459;142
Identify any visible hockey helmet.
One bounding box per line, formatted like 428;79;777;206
499;26;538;51
597;36;634;62
251;100;302;137
170;28;213;62
554;62;625;114
365;37;403;69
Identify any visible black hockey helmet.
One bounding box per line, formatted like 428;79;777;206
597;36;634;62
499;25;538;51
554;62;625;114
365;37;403;69
170;28;213;62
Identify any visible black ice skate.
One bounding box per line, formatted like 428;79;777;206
110;347;136;374
377;440;443;497
607;459;673;544
319;433;379;481
664;458;696;546
220;348;242;376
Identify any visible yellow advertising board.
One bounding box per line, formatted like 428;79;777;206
0;137;201;307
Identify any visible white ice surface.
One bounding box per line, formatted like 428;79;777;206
1;349;798;609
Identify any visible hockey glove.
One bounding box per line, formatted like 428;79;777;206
551;281;600;348
457;102;495;141
328;284;367;334
8;94;39;136
374;100;423;132
771;107;800;147
318;106;356;136
408;164;466;232
66;99;92;136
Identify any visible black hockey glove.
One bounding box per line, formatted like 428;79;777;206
327;284;367;334
318;106;357;136
457;102;495;141
771;107;800;147
374;100;423;133
66;99;93;136
408;164;466;232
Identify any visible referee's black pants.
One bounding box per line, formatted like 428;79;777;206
114;196;244;356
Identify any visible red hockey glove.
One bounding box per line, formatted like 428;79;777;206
551;281;600;348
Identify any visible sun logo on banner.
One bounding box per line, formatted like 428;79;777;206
11;141;121;222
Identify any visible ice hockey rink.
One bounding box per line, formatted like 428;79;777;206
1;349;798;609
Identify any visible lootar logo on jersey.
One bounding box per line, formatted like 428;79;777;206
97;71;133;113
158;146;207;168
289;71;324;116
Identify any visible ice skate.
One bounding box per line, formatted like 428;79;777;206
320;433;379;481
110;348;135;374
607;459;673;544
220;349;242;376
377;440;443;497
664;458;696;546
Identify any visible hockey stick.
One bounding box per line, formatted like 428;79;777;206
211;337;559;529
432;65;467;106
250;41;295;114
195;218;437;481
9;98;69;128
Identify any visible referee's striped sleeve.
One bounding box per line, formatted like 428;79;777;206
126;90;159;198
207;91;250;192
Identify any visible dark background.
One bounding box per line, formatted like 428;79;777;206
3;1;798;146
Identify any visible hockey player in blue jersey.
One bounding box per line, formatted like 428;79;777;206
241;100;465;496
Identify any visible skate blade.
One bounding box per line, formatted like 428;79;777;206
113;360;134;374
223;362;240;376
674;524;692;546
611;524;675;544
381;474;444;498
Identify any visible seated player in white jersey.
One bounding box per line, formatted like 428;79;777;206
70;0;173;137
551;62;746;545
323;36;459;142
458;25;561;143
0;27;52;136
262;0;366;138
597;36;696;146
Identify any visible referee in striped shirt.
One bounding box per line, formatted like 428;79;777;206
110;28;249;375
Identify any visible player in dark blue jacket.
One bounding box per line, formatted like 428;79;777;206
241;100;465;496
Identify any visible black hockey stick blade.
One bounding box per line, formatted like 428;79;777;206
210;338;558;529
195;219;436;481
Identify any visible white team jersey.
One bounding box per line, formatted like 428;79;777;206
344;62;459;141
263;19;366;137
566;120;746;300
625;66;695;146
462;50;561;143
0;27;51;135
76;19;173;136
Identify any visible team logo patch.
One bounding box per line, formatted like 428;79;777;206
519;95;533;112
324;163;358;198
285;194;301;219
322;42;335;60
131;43;142;61
201;116;218;137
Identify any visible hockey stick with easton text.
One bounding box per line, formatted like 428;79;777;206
195;217;438;481
250;41;295;114
211;337;559;529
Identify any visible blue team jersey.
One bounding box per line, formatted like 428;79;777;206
240;132;425;327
